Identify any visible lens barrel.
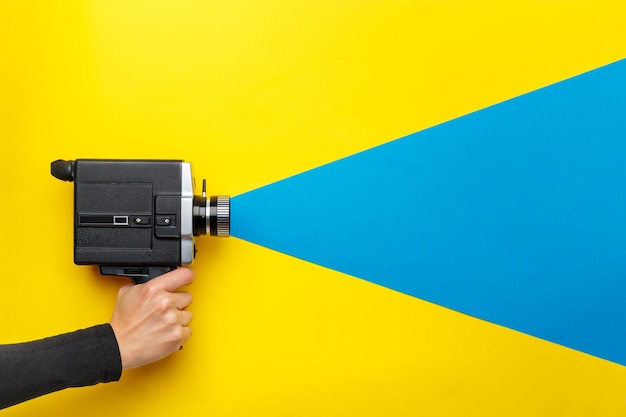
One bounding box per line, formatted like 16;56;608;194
193;195;230;237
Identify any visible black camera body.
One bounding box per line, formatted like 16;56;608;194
51;159;229;283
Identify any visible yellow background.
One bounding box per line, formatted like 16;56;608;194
1;1;626;415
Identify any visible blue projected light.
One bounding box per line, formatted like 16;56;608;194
232;59;626;365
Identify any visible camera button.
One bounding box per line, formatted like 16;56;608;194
156;215;175;226
133;216;151;225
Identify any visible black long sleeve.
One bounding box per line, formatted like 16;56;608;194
0;324;122;409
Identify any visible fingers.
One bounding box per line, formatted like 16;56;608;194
178;309;193;327
180;326;193;346
149;267;195;292
171;291;193;310
111;267;197;369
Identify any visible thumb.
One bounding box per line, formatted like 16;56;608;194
148;267;195;292
117;282;134;297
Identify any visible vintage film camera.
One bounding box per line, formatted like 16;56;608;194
51;159;230;283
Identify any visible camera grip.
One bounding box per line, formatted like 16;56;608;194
98;266;177;284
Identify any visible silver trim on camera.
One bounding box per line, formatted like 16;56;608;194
180;162;195;264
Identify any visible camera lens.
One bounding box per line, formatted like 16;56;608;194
193;195;230;237
209;195;230;236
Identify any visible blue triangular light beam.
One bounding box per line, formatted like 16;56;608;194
232;58;626;365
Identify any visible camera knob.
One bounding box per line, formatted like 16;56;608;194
51;159;76;182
